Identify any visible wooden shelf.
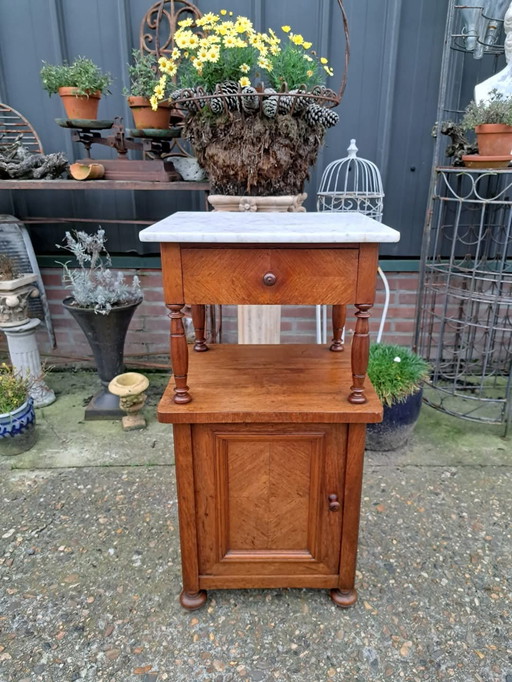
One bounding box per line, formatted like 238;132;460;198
0;179;209;191
158;344;382;424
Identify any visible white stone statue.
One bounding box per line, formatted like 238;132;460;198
473;0;512;102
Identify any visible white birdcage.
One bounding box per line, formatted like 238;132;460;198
316;138;390;343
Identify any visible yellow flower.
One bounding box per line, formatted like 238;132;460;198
239;76;251;87
224;35;237;48
306;69;314;78
171;47;181;60
303;54;313;62
257;56;272;71
207;47;220;63
291;33;304;45
150;95;159;111
239;63;250;73
158;56;168;69
303;41;312;49
270;45;280;56
320;57;328;64
198;47;209;61
282;25;291;33
192;57;203;70
235;16;253;33
220;9;227;15
203;12;219;23
159;74;166;86
154;84;164;98
188;34;200;49
323;65;334;76
178;18;193;28
164;62;178;77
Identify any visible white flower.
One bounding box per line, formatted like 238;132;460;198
393;356;401;363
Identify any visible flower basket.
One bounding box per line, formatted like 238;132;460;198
151;2;349;196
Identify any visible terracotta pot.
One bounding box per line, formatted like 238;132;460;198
475;124;512;157
58;87;101;120
128;96;171;130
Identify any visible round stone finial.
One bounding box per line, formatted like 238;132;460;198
108;372;149;398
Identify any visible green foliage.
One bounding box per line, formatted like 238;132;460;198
368;343;430;407
57;229;142;315
0;363;30;413
267;43;323;90
461;89;512;129
125;50;160;98
40;57;112;96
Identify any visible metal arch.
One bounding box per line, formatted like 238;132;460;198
0;103;44;155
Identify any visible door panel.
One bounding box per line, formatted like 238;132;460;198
192;423;346;577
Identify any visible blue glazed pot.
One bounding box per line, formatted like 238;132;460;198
0;398;37;456
366;388;423;451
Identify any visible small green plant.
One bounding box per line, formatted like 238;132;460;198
40;57;112;96
367;343;430;407
125;50;160;99
57;228;142;315
461;89;512;129
0;363;30;413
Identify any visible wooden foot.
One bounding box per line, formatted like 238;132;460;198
329;304;346;352
167;304;192;404
180;589;207;611
191;304;209;352
330;588;358;608
349;304;372;404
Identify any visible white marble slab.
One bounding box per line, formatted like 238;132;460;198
139;211;400;244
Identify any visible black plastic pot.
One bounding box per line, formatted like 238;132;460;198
366;388;423;451
63;297;141;420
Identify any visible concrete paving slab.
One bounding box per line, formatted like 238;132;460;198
0;465;510;682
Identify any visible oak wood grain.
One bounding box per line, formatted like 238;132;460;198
158;344;382;424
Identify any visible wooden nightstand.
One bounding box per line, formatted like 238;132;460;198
139;211;400;610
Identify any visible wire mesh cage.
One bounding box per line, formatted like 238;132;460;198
317;139;384;219
316;139;389;344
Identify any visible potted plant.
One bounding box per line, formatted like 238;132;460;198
57;228;143;420
125;50;173;130
0;363;36;456
461;89;512;157
0;254;39;328
40;56;112;120
366;343;430;451
150;11;342;201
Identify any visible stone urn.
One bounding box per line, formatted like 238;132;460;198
0;273;39;327
108;372;149;431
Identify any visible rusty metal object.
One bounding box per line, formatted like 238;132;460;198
0;103;44;155
140;0;202;57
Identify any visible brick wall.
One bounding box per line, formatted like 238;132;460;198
5;268;419;364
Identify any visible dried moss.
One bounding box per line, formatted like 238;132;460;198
183;111;326;196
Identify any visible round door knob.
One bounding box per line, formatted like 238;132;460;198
263;272;277;286
328;494;341;512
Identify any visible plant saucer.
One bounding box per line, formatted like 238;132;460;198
55;118;114;130
126;127;182;139
462;154;511;168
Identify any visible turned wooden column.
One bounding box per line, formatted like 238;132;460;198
329;304;346;352
348;304;372;404
191;304;209;352
167;304;191;404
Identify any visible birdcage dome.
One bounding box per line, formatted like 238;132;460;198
316;139;384;221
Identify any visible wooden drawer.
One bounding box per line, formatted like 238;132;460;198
181;247;359;304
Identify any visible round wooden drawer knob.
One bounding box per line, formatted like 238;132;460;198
263;272;277;286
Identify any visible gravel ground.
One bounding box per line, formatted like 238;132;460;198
0;463;510;682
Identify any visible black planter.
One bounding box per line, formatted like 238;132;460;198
366;388;423;451
63;297;141;420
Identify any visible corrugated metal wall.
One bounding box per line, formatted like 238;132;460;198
0;0;450;258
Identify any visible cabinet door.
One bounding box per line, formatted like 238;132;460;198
192;423;346;583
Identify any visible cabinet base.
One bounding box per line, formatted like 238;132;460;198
180;589;208;611
330;588;358;608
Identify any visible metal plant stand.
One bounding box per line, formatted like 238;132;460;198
416;167;512;434
416;2;512;435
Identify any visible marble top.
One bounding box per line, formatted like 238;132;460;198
139;211;400;244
